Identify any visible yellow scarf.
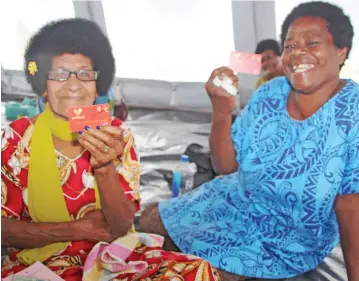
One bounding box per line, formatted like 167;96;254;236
17;104;101;265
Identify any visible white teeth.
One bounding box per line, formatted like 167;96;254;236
292;64;315;73
294;68;309;73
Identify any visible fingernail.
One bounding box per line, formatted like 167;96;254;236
78;131;83;135
84;125;90;131
96;125;101;130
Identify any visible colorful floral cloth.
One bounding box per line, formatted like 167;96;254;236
2;117;219;281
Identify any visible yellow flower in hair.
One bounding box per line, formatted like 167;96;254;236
28;61;38;76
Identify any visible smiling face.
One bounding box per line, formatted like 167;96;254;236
281;16;347;94
44;53;97;118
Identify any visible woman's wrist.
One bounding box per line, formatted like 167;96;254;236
212;112;232;123
70;219;88;241
93;161;115;174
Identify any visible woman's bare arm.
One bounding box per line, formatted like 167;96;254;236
2;210;118;249
335;194;359;281
210;114;238;174
1;218;81;248
94;164;135;237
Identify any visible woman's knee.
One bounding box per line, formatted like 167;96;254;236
138;203;168;236
217;270;247;281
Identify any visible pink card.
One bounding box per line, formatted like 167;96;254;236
67;104;111;132
230;51;262;75
2;262;65;281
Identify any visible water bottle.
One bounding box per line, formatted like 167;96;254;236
172;155;197;197
107;88;115;116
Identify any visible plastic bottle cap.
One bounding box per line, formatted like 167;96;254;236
180;155;189;163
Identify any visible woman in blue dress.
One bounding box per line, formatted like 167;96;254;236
140;2;359;280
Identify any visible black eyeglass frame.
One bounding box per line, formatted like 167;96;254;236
47;69;100;82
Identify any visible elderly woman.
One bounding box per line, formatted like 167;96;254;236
254;39;284;89
1;19;219;281
140;2;359;281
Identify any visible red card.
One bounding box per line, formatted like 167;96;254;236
230;51;262;75
67;104;111;132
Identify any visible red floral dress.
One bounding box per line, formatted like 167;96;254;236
1;117;220;281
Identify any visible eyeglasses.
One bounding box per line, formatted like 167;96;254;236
48;69;100;81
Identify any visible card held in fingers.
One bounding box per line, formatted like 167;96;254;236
68;104;111;132
230;51;262;75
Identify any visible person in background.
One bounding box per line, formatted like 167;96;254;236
113;100;129;122
255;38;284;89
139;2;359;281
1;18;219;281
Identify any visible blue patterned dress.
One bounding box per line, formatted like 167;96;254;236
159;77;359;279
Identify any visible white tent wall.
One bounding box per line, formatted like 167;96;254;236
73;0;108;36
1;0;277;112
1;70;34;98
111;1;276;112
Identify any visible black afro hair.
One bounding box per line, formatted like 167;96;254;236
24;18;115;96
255;39;281;56
280;1;354;68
